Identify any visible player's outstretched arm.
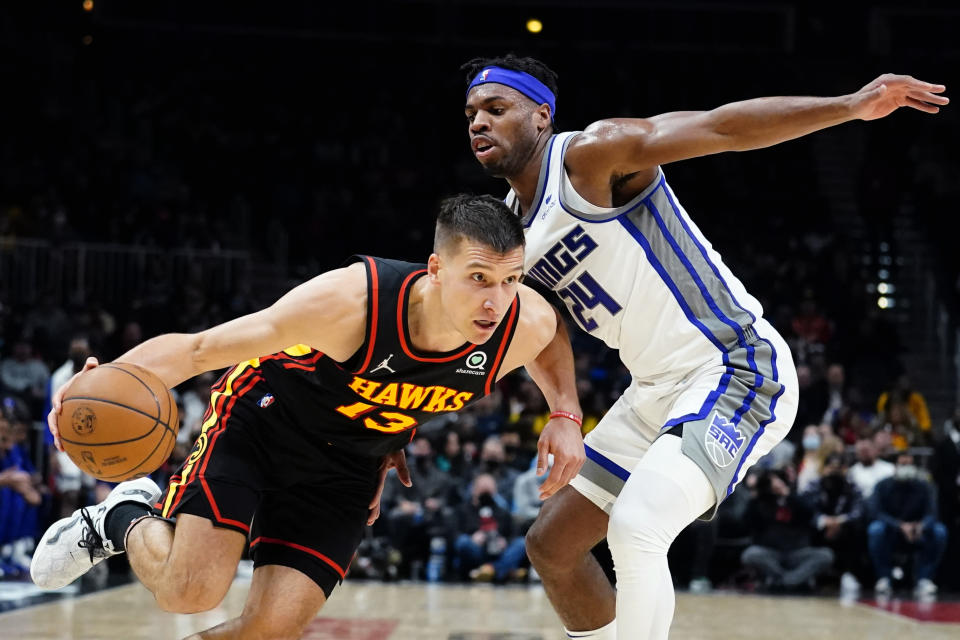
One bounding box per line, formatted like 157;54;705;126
498;286;585;499
115;263;368;388
566;74;947;177
46;264;369;451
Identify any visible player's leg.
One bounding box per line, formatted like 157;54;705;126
610;327;799;640
126;513;247;613
188;440;382;639
607;433;715;640
183;564;326;640
527;384;655;639
525;487;613;634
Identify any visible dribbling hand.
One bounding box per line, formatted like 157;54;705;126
47;356;100;453
852;74;948;120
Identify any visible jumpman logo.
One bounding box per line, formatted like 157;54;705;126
370;354;396;374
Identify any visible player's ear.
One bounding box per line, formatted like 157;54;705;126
427;253;441;282
534;104;551;132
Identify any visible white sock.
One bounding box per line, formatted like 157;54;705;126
564;619;617;639
607;435;715;640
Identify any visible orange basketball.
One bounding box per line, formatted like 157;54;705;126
60;363;179;482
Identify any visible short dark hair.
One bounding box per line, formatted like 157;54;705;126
461;54;559;127
435;194;525;255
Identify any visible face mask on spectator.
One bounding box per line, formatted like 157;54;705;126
802;434;821;451
894;464;918;480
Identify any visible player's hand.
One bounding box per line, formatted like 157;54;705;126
851;74;948;120
536;417;586;500
367;449;412;526
47;356;100;452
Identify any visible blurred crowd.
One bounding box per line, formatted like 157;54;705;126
2;20;959;598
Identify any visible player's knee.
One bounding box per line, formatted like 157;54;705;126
526;513;583;571
608;490;673;554
155;569;230;614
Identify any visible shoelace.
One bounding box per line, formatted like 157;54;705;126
76;508;106;563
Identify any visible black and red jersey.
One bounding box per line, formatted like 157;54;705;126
255;256;521;457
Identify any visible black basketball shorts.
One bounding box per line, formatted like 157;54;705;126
155;363;381;597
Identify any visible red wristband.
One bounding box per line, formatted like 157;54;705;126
549;411;583;427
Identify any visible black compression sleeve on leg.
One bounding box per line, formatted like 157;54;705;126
105;503;152;551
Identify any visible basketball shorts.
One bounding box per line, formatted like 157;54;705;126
570;319;799;519
154;363;381;597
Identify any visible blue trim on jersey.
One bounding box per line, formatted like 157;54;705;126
727;385;784;497
758;337;780;381
661;364;735;430
726;332;783;496
645;183;752;353
584;443;631;482
617;215;728;352
557;188;648;224
523;135;558;229
661;182;758;324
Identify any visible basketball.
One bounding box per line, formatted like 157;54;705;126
59;363;179;482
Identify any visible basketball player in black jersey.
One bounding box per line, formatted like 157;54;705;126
33;194;585;640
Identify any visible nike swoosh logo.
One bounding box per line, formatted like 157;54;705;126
47;516;80;545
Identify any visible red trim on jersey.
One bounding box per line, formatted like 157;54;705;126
396;269;475;363
249;536;346;579
484;297;519;395
164;366;259;519
352;256;380;374
197;369;262;532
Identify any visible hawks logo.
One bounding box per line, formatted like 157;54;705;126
704;412;745;468
187;432;209;465
71;406;96;436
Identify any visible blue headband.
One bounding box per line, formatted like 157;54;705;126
467;66;556;119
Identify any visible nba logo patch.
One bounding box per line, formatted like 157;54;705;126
481;68;491;81
704;411;744;468
258;394;275;409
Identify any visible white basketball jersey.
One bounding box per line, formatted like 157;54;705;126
509;132;765;382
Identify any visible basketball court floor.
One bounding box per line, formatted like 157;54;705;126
1;572;958;639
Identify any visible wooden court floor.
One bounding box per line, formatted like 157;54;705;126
1;576;958;639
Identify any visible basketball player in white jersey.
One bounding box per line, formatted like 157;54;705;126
461;55;947;640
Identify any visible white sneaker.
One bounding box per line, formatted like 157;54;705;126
914;578;938;598
874;577;892;595
840;572;861;594
31;477;161;589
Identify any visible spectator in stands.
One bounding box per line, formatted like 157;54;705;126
931;408;960;555
0;403;42;577
741;469;834;592
475;435;520;508
453;473;526;583
435;430;474;484
797;424;843;493
822;363;849;427
803;453;866;595
848;437;895;498
45;335;96;518
382;435;450;578
877;374;931;435
868;453;948;597
877;399;926;451
513;455;550;534
0;339;50;416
